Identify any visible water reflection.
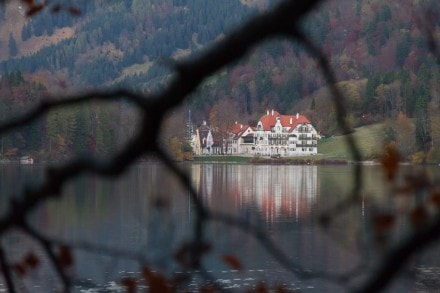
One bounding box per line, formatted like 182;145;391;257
192;164;318;222
0;163;436;292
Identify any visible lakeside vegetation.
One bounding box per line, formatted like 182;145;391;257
193;123;418;164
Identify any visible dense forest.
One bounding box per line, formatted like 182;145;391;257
0;0;439;161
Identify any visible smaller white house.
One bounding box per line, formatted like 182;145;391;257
192;121;221;155
229;122;255;155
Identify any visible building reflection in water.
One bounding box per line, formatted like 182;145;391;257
191;164;318;222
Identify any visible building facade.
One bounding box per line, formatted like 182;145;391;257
192;121;221;155
193;110;318;157
252;110;318;157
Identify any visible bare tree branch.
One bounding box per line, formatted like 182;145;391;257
285;28;364;226
0;0;438;292
0;245;16;293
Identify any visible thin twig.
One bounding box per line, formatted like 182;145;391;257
287;28;364;225
0;245;16;293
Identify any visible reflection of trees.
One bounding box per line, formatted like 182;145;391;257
0;0;439;292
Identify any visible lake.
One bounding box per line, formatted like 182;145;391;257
0;163;439;292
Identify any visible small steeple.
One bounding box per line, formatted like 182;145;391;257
186;109;194;140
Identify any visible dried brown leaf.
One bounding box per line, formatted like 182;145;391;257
24;252;40;269
221;254;243;271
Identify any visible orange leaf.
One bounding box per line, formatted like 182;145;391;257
221;254;242;271
24;252;40;269
410;206;428;227
121;277;137;293
380;143;401;181
58;245;74;268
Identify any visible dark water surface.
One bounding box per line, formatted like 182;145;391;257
0;163;439;292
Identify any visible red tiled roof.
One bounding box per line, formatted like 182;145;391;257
230;123;248;134
259;110;310;131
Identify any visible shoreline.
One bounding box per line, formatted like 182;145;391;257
193;155;350;165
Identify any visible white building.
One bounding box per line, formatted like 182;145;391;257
232;110;318;157
194;110;318;157
192;121;221;155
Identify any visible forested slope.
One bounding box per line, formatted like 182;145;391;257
0;0;439;161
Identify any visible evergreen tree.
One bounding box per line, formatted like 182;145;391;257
95;107;115;155
73;105;92;154
414;96;432;152
396;32;410;66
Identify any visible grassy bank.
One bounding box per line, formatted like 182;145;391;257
317;123;384;161
193;123;385;164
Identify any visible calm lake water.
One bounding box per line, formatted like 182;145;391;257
0;163;439;292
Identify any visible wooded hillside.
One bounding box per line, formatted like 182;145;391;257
0;0;439;160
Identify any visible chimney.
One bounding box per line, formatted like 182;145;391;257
296;113;299;119
271;109;274;116
240;124;243;129
235;121;238;124
290;117;293;124
266;110;269;115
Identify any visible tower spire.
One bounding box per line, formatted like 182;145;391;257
186;109;194;140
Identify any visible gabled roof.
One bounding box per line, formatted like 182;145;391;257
230;123;248;134
258;110;310;131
